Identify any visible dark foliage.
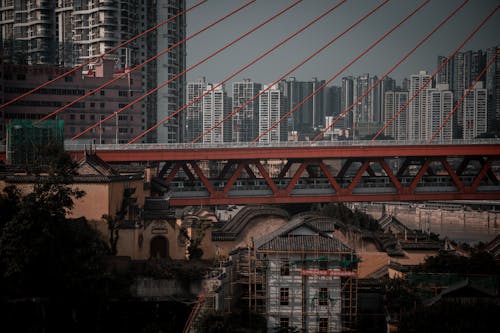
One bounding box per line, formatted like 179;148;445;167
196;310;267;333
417;252;499;275
398;302;500;333
0;146;115;331
318;203;381;231
0;145;108;297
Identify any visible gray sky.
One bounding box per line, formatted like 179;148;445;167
185;0;499;88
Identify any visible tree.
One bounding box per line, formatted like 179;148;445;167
0;145;109;298
103;187;136;255
180;220;211;260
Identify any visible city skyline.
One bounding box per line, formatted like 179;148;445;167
185;0;499;86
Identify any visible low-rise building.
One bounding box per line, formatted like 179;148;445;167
213;215;358;332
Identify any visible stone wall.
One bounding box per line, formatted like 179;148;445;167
360;203;500;242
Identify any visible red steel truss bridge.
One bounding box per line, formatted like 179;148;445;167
57;140;500;206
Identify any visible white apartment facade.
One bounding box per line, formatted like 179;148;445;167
426;84;453;142
408;70;432;141
184;77;207;142
258;84;285;143
232;78;261;142
383;90;409;141
463;82;487;139
202;84;230;144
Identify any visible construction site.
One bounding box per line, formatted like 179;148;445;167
199;214;360;333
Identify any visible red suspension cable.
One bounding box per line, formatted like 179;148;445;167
35;0;256;124
373;5;499;141
128;0;350;144
254;0;430;143
0;0;208;111
429;48;500;142
313;0;470;143
193;0;390;144
71;0;304;141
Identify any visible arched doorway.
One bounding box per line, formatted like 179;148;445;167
150;235;169;259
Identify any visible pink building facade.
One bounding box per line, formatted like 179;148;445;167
0;58;145;144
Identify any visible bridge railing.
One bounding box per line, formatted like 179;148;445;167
57;138;500;152
1;138;499;154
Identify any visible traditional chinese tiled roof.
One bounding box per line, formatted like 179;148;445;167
255;214;352;253
76;152;119;177
257;234;352;253
142;197;174;220
212;205;289;241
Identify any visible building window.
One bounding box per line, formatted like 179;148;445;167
319;258;328;270
100;90;105;96
280;317;289;330
280;288;289;305
100;103;105;108
319;318;328;333
80;114;85;120
90;102;95;107
280;259;290;276
70;114;75;120
319;288;328;306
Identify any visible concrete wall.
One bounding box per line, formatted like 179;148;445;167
132;277;202;297
361;203;500;242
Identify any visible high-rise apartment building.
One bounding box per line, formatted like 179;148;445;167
408;70;432;141
323;85;341;118
437;55;453;85
0;0;187;143
153;0;186;143
0;0;139;67
437;50;486;135
258;84;286;143
453;51;484;131
463;82;487;139
378;77;396;123
281;77;324;134
202;84;230;144
338;74;391;137
184;77;207;142
383;90;408;141
426;84;453;142
353;74;375;124
486;45;500;131
340;76;354;130
0;0;57;64
232;79;262;142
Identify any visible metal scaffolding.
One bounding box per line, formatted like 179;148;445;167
6;120;64;165
229;236;359;332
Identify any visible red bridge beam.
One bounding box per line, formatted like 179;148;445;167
169;193;500;207
63;143;500;163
